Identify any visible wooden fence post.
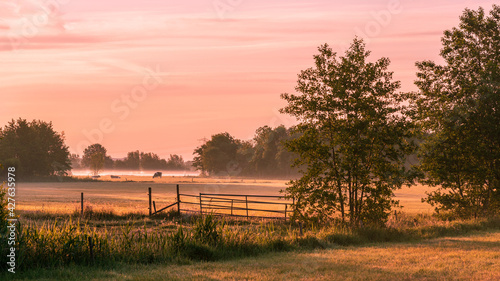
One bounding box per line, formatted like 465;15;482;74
148;187;152;216
153;201;156;214
284;204;287;221
176;184;180;216
199;193;203;215
245;195;249;218
231;199;233;216
81;192;84;216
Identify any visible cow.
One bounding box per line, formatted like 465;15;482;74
153;172;162;178
110;175;120;179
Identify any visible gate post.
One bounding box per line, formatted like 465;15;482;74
81;192;84;216
199;193;203;215
148;187;152;216
176;184;180;216
245;195;249;218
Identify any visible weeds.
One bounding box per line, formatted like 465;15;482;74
3;207;500;272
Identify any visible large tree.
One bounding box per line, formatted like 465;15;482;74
193;132;240;176
0;118;71;177
411;5;500;218
281;38;416;225
82;143;108;176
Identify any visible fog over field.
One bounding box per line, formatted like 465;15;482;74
70;169;199;177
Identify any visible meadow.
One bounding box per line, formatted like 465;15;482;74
12;231;500;280
5;176;499;280
16;175;435;215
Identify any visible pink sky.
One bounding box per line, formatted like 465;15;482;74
0;0;496;160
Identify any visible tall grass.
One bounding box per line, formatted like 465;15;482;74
4;208;500;272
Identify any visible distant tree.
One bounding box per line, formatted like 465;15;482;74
113;158;127;170
411;5;500;218
141;152;167;170
250;125;295;177
281;39;416;225
104;155;114;169
70;154;82;169
193;132;240;176
0;118;71;177
165;154;186;170
82;144;108;176
114;150;141;170
236;140;254;175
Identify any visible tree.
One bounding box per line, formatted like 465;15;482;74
70;154;82;169
140;152;167;170
0;118;71;177
250;125;295;177
114;150;141;170
411;5;500;218
193;132;240;176
280;38;416;225
82;144;108;176
165;154;186;170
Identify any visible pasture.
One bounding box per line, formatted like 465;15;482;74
16;176;436;216
9;230;500;280
6;175;500;280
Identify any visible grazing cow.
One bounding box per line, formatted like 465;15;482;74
153;172;162;178
111;175;120;179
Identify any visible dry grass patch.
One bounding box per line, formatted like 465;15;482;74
8;230;500;280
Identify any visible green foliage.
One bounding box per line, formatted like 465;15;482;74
0;183;10;266
193;214;223;246
193;132;241;176
5;210;500;272
191;126;297;177
140;152;166;170
0;183;8;225
81;144;108;176
114;150;141;170
0;118;71;177
281;38;416;226
165;154;187;170
113;152;187;171
250;125;296;177
411;5;500;218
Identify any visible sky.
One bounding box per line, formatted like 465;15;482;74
0;0;496;161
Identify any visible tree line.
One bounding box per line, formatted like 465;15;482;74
192;125;297;178
72;145;190;175
279;5;500;224
0;5;498;223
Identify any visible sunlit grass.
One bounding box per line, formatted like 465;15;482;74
7;230;500;280
8;177;493;280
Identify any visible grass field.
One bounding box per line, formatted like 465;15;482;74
16;176;436;216
8;230;500;280
14;175;498;281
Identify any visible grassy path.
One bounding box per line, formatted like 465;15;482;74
10;230;500;280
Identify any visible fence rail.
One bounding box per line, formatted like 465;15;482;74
148;185;294;220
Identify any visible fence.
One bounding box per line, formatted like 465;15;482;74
148;185;294;220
